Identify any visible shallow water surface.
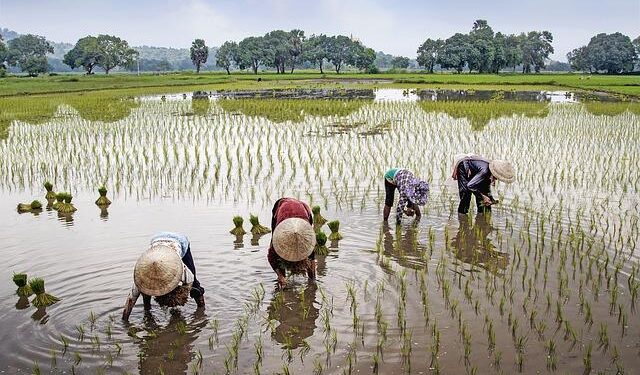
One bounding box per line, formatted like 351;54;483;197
0;92;639;374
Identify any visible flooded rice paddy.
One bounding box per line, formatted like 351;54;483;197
1;89;639;374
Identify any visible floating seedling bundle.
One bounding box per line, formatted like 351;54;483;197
250;214;271;235
314;231;329;256
95;186;111;206
230;216;246;235
16;200;42;213
13;273;33;297
312;206;327;229
327;220;343;241
29;277;60;307
52;192;65;210
44;181;56;201
154;284;191;307
57;193;77;213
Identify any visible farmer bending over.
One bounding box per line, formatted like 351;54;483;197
452;155;514;214
383;168;430;223
122;232;205;321
268;197;316;288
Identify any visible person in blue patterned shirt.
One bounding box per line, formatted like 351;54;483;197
383;168;430;223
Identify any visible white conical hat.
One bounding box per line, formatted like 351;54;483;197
133;243;183;296
489;160;515;184
272;218;315;262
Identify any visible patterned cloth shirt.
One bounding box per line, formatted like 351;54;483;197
395;170;430;218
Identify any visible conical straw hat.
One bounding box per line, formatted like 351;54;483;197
273;218;315;262
489;160;515;184
133;243;183;296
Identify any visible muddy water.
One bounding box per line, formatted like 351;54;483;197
0;89;639;374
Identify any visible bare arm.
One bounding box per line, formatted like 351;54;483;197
122;285;141;321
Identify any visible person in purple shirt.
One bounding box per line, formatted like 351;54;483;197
452;156;515;214
383;168;430;223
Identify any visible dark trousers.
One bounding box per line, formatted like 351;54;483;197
182;246;205;298
384;179;396;207
457;164;493;214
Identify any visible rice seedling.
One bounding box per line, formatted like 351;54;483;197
230;215;246;235
13;272;33;297
327;220;343;241
56;192;77;213
44;181;56;200
312;205;328;229
95;186;111;206
314;231;329;255
250;214;271;235
29;277;60;307
16;200;42;213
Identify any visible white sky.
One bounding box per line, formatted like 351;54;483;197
1;0;638;61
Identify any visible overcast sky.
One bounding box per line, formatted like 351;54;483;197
1;0;638;61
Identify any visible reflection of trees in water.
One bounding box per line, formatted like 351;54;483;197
266;283;319;349
451;213;509;275
381;222;429;270
418;100;549;131
218;99;369;123
582;101;640;117
134;309;207;375
190;98;211;116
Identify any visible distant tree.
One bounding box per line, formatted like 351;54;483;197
263;30;291;74
416;38;443;73
490;32;508;73
391;56;410;69
63;36;100;74
567;46;591;72
520;31;553;73
238;36;266;74
327;35;354;73
504;34;522;71
303;34;330;73
0;34;6;76
288;29;305;73
95;34;137;74
634;36;640;58
5;34;53;76
353;46;376;71
468;19;495;73
216;41;238;74
437;33;470;73
190;39;208;73
586;33;635;73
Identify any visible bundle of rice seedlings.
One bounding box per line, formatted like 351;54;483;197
16;200;42;213
312;206;327;229
327;220;343;241
44;181;56;200
13;273;33;297
277;258;313;275
52;193;65;210
230;216;246;235
154;284;191;307
57;193;77;214
29;278;61;307
250;214;271;235
314;231;329;256
95;186;112;206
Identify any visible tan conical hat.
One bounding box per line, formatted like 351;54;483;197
133;243;183;296
272;218;315;262
489;160;515;184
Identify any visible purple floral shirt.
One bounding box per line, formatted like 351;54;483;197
395;170;430;219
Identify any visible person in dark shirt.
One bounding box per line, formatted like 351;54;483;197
267;198;316;288
452;156;515;214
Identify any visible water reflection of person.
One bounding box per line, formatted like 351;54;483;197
381;222;429;270
451;213;509;275
266;283;319;349
135;309;207;375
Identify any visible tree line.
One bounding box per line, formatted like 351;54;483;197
1;25;639;76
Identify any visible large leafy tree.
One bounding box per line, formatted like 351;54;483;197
352;45;376;71
63;36;101;74
437;33;471;73
216;41;238;74
586;33;635;73
416;38;443;73
468;20;495;73
520;31;553;73
238;36;266;74
327;35;354;73
95;34;137;74
6;34;53;76
303;34;330;73
190;38;208;73
288;29;305;73
263;30;290;74
504;34;522;72
490;32;508;73
567;46;591;72
0;34;6;76
391;56;410;69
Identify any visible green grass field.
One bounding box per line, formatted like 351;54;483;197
1;71;639;97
